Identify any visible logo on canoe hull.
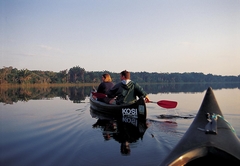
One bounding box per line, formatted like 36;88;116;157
122;108;138;118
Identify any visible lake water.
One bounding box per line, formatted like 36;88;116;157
0;84;239;165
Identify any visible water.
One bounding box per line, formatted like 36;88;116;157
0;85;239;165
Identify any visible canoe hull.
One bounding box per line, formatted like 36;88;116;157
160;87;240;165
90;93;147;120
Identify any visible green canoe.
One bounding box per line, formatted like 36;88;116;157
160;87;240;165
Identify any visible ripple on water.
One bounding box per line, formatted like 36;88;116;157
0;106;94;166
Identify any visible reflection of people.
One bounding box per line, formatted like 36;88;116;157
92;119;117;141
95;73;114;103
107;70;150;105
114;118;147;156
121;141;130;155
103;133;111;140
91;116;148;156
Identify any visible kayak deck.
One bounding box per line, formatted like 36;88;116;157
160;87;240;165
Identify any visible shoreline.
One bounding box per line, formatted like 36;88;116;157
0;83;99;88
0;82;239;88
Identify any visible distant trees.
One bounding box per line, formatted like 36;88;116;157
68;66;85;83
58;69;68;83
0;66;239;85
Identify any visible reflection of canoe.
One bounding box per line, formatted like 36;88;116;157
90;108;146;130
160;87;240;166
90;108;148;155
89;93;147;119
91;108;148;141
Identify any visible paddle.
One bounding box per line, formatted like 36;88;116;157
92;92;107;98
149;100;177;109
92;92;177;109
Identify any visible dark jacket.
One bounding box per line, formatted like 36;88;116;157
97;82;114;94
97;82;114;103
107;81;147;105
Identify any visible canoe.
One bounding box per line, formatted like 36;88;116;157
160;87;240;165
89;93;147;120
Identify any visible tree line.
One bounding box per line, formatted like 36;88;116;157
0;66;239;85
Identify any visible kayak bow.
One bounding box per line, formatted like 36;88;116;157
160;87;240;165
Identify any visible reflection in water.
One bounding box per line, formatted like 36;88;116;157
147;119;178;137
157;114;195;119
0;86;93;104
0;83;239;104
90;109;148;155
143;82;240;94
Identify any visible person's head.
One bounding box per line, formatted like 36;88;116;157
120;70;130;80
102;73;112;82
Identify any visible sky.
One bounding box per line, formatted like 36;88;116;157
1;0;240;76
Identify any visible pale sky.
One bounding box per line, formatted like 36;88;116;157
1;0;240;76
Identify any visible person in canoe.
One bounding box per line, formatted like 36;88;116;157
93;73;114;103
106;70;150;105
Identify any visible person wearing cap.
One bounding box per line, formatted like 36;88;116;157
106;70;150;105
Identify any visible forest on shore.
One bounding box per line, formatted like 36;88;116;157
0;66;240;85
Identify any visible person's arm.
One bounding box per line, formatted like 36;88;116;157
134;83;147;97
106;83;120;98
134;82;150;102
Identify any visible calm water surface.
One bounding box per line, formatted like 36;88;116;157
0;85;239;166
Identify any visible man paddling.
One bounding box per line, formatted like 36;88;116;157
107;70;150;105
